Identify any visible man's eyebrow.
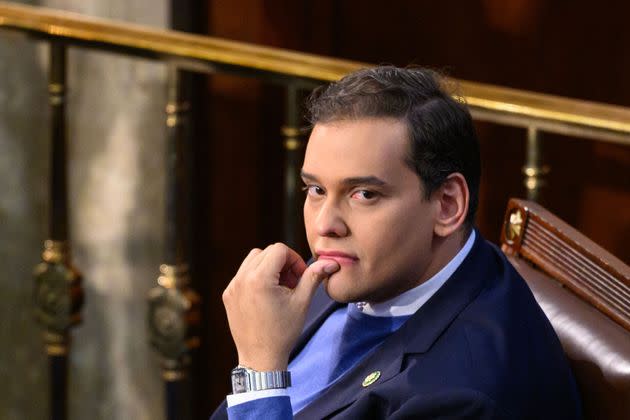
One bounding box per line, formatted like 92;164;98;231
340;176;388;187
300;171;319;182
301;171;388;187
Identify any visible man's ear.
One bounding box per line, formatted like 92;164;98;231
433;173;469;237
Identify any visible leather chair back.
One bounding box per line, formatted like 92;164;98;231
500;198;630;420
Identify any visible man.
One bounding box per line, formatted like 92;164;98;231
211;66;581;419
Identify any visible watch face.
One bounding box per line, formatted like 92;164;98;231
231;368;249;394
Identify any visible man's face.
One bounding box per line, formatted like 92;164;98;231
302;117;439;303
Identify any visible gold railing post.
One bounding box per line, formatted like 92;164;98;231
33;41;84;420
523;127;550;202
281;84;306;250
148;64;200;420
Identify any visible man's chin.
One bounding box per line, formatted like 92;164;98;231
322;276;360;303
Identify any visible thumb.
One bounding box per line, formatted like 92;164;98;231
294;259;340;303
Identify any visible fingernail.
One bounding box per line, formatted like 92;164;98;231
323;262;339;274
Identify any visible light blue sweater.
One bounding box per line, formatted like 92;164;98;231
228;305;410;418
226;232;476;419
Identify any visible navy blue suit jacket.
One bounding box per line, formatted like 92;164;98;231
212;233;581;419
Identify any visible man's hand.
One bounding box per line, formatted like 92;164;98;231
222;243;340;371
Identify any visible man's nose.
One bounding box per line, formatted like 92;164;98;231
316;199;348;237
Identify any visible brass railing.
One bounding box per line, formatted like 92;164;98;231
1;2;629;202
1;2;629;420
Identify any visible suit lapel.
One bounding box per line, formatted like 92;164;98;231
295;233;494;419
399;232;493;353
295;330;407;419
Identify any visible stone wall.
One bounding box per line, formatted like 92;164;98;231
0;1;168;418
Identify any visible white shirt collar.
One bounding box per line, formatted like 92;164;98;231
354;230;476;317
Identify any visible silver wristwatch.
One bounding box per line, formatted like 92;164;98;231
230;365;291;394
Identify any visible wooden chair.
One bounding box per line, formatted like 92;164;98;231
500;198;630;420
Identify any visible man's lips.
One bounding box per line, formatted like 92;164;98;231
316;250;359;266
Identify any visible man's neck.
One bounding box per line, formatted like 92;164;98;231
424;229;468;284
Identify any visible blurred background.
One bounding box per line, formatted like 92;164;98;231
0;0;628;419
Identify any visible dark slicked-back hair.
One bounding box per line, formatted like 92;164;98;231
306;66;481;228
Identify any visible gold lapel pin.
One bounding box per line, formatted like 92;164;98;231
362;371;381;387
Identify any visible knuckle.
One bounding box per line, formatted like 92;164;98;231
222;278;239;301
273;242;289;256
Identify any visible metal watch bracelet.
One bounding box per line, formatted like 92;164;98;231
231;366;291;394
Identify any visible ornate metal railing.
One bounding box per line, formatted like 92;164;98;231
1;2;629;420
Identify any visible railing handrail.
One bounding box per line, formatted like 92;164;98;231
1;1;629;145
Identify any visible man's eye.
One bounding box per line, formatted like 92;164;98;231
302;185;325;196
351;190;378;201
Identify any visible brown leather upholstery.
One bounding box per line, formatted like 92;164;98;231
500;199;630;420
